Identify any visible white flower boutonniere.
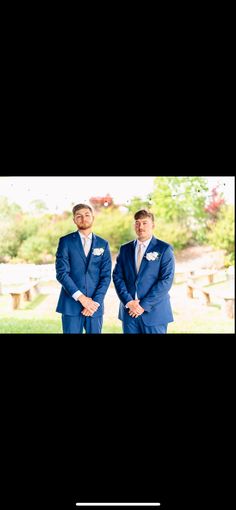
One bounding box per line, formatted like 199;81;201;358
92;248;104;256
145;251;160;261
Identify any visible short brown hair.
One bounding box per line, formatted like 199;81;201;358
134;209;154;222
72;204;93;216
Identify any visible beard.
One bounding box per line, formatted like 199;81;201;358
78;221;93;230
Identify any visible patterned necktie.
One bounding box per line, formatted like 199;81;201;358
136;243;144;272
83;236;90;256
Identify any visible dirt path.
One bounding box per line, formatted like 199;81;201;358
175;245;226;271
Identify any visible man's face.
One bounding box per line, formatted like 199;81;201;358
134;216;154;241
73;208;94;230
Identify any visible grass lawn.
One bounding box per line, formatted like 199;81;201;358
0;317;122;334
0;314;233;334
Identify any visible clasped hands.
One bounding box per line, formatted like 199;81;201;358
127;299;144;318
77;294;100;316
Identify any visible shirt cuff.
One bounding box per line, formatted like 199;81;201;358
72;290;83;301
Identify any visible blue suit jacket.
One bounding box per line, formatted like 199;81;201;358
112;236;175;326
56;231;112;317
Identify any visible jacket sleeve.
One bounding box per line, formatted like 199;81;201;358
112;248;134;306
55;237;79;296
92;242;112;305
139;246;175;312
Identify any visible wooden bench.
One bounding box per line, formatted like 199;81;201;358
186;269;224;304
186;280;212;305
174;271;188;284
188;269;218;284
8;280;40;310
175;269;219;285
215;290;235;319
186;279;235;318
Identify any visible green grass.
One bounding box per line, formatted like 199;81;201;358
0;317;62;334
24;294;48;310
0;317;122;334
0;315;233;334
168;318;234;334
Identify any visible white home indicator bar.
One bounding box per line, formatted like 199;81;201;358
76;504;161;507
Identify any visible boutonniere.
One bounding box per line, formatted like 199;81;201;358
92;248;104;256
145;251;161;261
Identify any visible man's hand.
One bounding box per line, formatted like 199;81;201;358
81;301;100;316
128;306;145;318
77;295;100;314
81;308;93;317
127;299;142;313
126;299;144;318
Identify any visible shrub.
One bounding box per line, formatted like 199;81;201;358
154;219;192;251
207;205;234;265
93;208;134;254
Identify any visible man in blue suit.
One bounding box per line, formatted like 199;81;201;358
56;204;112;333
113;209;175;334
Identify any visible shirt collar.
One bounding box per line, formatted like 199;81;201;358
137;236;152;247
78;231;93;241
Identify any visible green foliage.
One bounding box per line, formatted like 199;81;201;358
0;198;25;259
17;215;74;263
0;196;136;262
29;199;48;215
0;182;233;264
0;196;22;217
0;221;21;259
127;195;152;214
151;176;209;224
150;176;210;249
154;219;192;251
207;204;234;265
18;235;51;263
93;207;134;253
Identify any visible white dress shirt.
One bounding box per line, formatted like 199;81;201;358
126;237;153;305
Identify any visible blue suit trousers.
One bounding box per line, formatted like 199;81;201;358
122;314;167;334
62;315;103;334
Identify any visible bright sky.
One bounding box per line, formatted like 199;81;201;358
0;176;234;213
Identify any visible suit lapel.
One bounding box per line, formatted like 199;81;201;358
85;233;96;269
130;240;138;278
72;231;87;264
136;236;157;280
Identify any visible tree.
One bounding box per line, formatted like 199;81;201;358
207;204;234;266
93;208;134;254
150;177;209;246
29;199;48;216
205;186;225;221
126;195;152;215
0;196;22;217
0;197;24;260
151;176;209;224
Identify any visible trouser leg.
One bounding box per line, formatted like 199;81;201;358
84;316;103;334
122;314;142;334
139;319;168;334
62;315;85;334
